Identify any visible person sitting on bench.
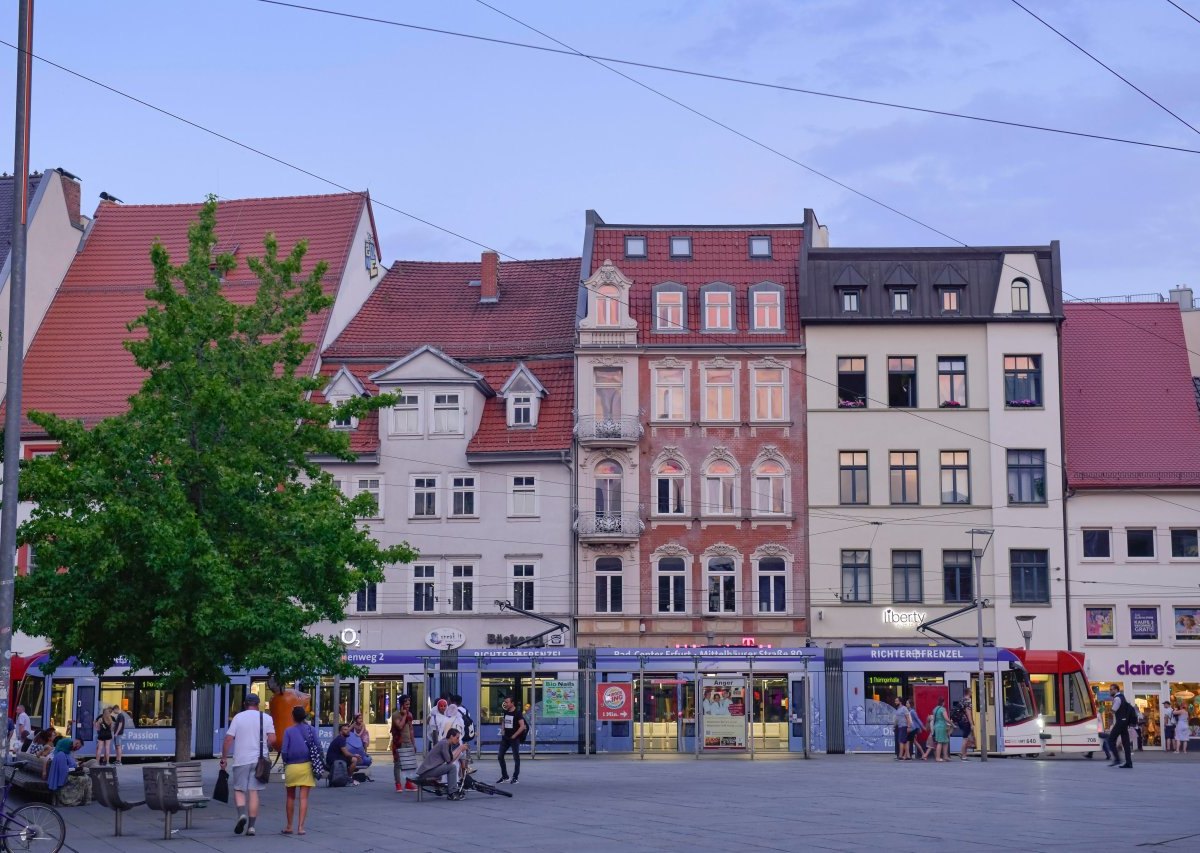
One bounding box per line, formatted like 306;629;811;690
416;728;468;801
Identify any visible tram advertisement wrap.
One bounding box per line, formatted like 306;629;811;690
597;683;633;721
702;677;746;749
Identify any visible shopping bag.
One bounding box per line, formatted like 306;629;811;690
212;767;230;803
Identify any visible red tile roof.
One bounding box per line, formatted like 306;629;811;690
1062;303;1200;488
19;192;369;435
467;359;573;455
590;227;805;345
325;257;580;359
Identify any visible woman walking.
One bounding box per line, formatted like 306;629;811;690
932;697;951;762
94;707;114;766
280;706;317;836
1175;703;1190;754
391;695;418;792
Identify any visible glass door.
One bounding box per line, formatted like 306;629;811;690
361;679;406;753
634;676;693;752
49;679;73;736
1133;685;1161;749
750;676;789;752
972;674;996;753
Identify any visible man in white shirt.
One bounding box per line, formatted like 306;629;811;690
219;694;277;836
14;705;30;746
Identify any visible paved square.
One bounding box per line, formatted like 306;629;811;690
53;753;1200;852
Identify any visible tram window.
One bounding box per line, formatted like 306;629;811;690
228;685;247;722
1029;674;1057;724
17;677;45;726
1001;669;1036;725
99;680;135;721
136;684;175;727
865;674;901;724
1063;671;1093;724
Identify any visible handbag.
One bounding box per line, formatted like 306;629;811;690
212;767;230;803
253;709;272;785
303;724;327;779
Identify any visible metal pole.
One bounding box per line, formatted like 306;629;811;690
973;545;987;762
583;665;590;758
802;656;810;760
529;658;537;759
475;661;483;761
693;657;700;760
748;656;755;760
0;0;34;731
638;657;645;760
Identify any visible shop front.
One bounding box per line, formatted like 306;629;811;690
1082;648;1200;750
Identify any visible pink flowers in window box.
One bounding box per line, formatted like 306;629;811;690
838;399;866;409
1007;399;1040;408
939;400;964;408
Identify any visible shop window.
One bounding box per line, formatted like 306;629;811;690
657;557;687;613
839;451;868;505
937;357;966;407
943;550;973;604
1171;528;1199;558
595;557;623;614
1127;528;1156;559
837;357;866;408
841;549;871;603
1083;529;1111;559
1085;606;1115;641
888;451;919;505
1173;607;1200;640
706;557;737;614
1129;606;1159;641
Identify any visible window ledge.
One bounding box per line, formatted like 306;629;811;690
698;420;741;427
1126;557;1159;562
1010;602;1054;607
649;418;690;426
1080;557;1115;563
1168;557;1200;562
1004;404;1045;411
408;516;442;522
748;419;793;427
448;516;481;522
1007;502;1049;508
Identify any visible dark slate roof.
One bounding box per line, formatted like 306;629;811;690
0;173;42;262
800;244;1063;323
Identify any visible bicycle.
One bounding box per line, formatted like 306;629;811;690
417;769;513;800
0;765;66;852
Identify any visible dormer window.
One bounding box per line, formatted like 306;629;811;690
1011;278;1030;312
670;236;692;258
750;283;783;331
596;284;621;326
625;235;647;258
329;397;355;430
432;393;463;434
892;290;910;313
749;236;772;258
501;362;547;430
508;393;538;427
655;286;686;331
940;288;961;313
842;290;861;313
702;284;735;331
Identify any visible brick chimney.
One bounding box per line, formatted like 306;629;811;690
480;251;499;304
56;168;82;228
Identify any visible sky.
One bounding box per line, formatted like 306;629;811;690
0;0;1197;299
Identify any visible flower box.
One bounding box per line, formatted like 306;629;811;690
838;400;866;409
1006;399;1040;408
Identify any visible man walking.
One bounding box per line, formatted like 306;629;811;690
220;693;277;835
1107;684;1135;769
496;695;527;785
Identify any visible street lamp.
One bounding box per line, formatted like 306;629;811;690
968;528;994;762
1015;615;1037;651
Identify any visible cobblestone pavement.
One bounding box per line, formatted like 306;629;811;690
46;751;1200;852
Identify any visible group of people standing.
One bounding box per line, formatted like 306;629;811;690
891;696;975;762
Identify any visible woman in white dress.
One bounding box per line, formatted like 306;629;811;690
1174;704;1190;753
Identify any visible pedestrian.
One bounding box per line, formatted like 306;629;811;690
350;712;372;752
905;699;925;759
280;706;316;836
1136;707;1146;751
346;714;374;781
391;695;418;793
893;697;909;760
953;700;975;760
220;693;278;836
496;694;527;785
110;706;127;766
1174;703;1190;754
13;704;31;748
416;727;468;800
1163;704;1176;753
94;707;114;766
932;697;951;762
1107;684;1135;768
428;698;450;746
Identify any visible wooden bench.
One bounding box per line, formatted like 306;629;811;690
170;761;208;811
89;766;144;836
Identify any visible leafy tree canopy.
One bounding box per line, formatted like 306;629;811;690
15;198;412;725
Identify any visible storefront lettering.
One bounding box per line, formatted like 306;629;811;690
881;608;926;627
1116;659;1175;676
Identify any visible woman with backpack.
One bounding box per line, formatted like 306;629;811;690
280;706;319;836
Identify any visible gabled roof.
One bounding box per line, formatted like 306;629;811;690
467;359;572;456
322;365;366;399
1062;303;1200;489
325;257;580;359
499;362;547;397
19;192;369;435
367;345;489;389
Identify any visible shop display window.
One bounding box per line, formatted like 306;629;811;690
1085;606;1115;641
1130;607;1159;641
1169;683;1200;740
1173;607;1200;640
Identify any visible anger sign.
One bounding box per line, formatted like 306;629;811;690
597;683;633;721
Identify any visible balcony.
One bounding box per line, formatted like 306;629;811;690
574;415;644;446
574;511;645;542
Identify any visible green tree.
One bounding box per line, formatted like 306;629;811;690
15;197;412;760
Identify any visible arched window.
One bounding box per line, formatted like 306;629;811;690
753;460;787;515
656;556;687;613
757;556;787;613
1011;278;1030;313
594;459;623;516
704;460;736;515
597;284;621;326
706;556;737;613
655;459;687;515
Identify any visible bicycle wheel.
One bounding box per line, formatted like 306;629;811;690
467;780;512;798
3;803;65;852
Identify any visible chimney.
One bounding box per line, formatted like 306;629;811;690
480;251;499;303
1169;285;1195;312
55;168;82;228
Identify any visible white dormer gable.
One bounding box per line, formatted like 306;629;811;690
322;365;366;429
368;345;491;392
992;253;1050;315
579;260;638;342
501;362;547;428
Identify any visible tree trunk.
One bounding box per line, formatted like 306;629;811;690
174;678;194;762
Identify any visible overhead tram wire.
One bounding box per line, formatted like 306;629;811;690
252;0;1200;157
6;32;1200;522
1009;0;1200;138
1166;0;1200;25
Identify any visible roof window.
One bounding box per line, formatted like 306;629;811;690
670;236;692;259
749;236;772;258
625;235;647;258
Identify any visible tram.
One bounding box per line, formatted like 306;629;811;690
1012;648;1102;754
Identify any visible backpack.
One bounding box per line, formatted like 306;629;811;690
460;707;476;743
1118;698;1138;726
328;759;350;788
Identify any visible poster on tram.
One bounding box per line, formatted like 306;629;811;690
701;676;747;749
542;680;578;717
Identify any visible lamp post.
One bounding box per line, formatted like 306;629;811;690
1015;615;1037;651
968;528;994;761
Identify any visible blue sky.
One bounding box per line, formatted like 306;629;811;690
2;0;1198;298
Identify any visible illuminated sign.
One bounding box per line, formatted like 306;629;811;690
882;608;927;628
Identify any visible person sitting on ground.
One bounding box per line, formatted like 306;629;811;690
325;722;360;787
43;738;79;794
415;727;468;800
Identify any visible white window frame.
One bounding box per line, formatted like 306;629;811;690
705;555;739;615
752;289;782;330
355;477;383;519
655;290;685;331
390;393;420;435
702;365;738;422
411;475;439;519
652;364;688;421
703;289;733;331
842;290;860;312
450;474;478;518
751;365;786;421
752;460;788;517
703;460;739;516
431;392;464;435
1126;527;1157;561
624;235;647;258
753;554;789;615
594;557;624;615
412;564;437;613
596;284;621;326
593;366;624;420
508;474;538;517
1081;528;1113;561
1170;527;1200;560
654;554;689;614
511;562;537;610
508;394;535;427
653;459;689;517
328;396;356;430
451;563;475;613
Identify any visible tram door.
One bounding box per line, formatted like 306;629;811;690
633;675;695;752
750;676;790;752
49;678;74;737
787;673;807;752
971;674;997;752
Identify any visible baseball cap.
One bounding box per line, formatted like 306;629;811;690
245;693;261;705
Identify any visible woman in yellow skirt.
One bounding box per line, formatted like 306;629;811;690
280;706;317;835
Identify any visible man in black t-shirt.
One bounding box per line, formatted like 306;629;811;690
496;696;527;785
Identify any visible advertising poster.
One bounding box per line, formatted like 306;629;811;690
701;677;746;749
596;683;633;721
1085;606;1115;640
1174;608;1200;640
1130;607;1159;640
542;679;578;718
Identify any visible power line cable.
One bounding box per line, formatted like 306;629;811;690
1009;0;1200;137
252;0;1200;157
1165;0;1200;25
